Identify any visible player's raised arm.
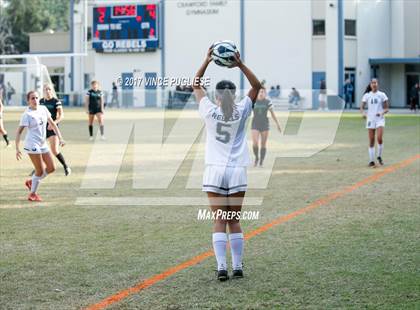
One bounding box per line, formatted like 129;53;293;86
230;52;261;103
192;48;213;103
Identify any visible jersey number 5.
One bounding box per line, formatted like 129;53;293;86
216;122;231;144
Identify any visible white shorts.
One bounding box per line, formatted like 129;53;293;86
366;117;385;129
202;165;247;195
23;144;50;154
318;93;327;102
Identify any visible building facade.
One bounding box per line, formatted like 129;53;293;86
20;0;420;107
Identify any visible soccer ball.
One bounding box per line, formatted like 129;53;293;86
211;40;238;67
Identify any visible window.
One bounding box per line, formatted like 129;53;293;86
345;20;356;36
312;20;325;36
84;74;91;89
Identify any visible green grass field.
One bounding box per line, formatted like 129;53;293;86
0;109;419;309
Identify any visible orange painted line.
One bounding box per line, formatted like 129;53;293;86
85;153;420;310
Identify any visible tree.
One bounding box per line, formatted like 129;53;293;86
0;0;69;54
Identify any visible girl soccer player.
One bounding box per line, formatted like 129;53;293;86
16;91;65;202
0;98;10;147
193;48;261;281
251;87;282;167
40;84;71;176
360;78;389;167
85;80;105;140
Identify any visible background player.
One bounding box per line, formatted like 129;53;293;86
193;48;261;281
15;91;65;202
85;80;105;140
251;87;281;167
360;78;389;167
0;98;10;147
40;84;71;176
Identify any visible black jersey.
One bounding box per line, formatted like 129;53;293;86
252;99;272;125
40;97;62;120
86;89;103;110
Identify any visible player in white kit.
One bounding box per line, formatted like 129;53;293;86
193;48;261;281
15;91;66;202
360;78;389;167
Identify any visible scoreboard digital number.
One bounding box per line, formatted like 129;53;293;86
92;4;158;53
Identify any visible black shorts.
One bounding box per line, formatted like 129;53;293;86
251;121;269;132
46;124;58;138
89;107;103;115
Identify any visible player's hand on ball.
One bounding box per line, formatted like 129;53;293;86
16;150;22;161
229;52;242;68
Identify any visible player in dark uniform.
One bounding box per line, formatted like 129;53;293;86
85;80;105;140
251;88;282;167
40;84;71;176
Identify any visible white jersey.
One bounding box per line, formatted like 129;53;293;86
362;91;388;119
199;96;252;167
19;105;51;151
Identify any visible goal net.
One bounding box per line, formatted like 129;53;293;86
0;56;56;106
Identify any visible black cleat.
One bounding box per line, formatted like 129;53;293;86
368;161;375;167
217;269;229;282
377;157;383;166
232;269;244;279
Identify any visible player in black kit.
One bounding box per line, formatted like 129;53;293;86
40;84;71;176
251;88;282;167
85;80;105;140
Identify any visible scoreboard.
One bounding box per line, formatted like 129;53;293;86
92;4;158;53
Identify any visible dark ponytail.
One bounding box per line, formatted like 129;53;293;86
364;84;372;94
216;80;236;121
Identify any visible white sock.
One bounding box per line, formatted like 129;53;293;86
31;171;47;193
369;147;375;162
212;232;227;271
229;233;244;270
377;144;383;157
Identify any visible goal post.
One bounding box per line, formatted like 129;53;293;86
0;55;56;106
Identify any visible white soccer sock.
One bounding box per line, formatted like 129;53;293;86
229;233;244;270
369;147;375;162
212;232;227;271
377;144;383;157
31;171;47;193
